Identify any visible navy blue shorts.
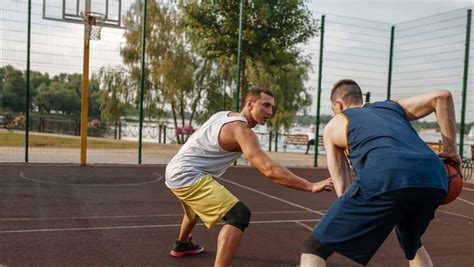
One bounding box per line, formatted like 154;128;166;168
313;184;446;265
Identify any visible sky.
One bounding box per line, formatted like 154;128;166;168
301;0;474;124
306;0;474;24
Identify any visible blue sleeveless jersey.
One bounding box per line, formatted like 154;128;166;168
342;100;448;198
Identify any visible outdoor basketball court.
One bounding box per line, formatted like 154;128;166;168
0;164;472;266
0;1;468;266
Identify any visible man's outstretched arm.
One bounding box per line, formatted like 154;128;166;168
232;124;333;193
396;90;461;169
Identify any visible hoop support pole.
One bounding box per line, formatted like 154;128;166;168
80;24;90;166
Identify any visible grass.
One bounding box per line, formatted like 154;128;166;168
0;130;175;149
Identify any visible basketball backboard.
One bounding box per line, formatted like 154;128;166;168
43;0;129;28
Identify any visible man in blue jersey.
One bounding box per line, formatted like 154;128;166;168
300;79;462;267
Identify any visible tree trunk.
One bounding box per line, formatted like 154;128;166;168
179;90;186;144
188;60;209;127
239;58;246;111
170;100;181;144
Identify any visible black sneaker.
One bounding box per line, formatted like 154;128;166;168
169;234;204;257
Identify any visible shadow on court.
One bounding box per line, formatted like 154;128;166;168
0;164;472;266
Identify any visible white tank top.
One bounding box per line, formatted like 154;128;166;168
165;111;248;188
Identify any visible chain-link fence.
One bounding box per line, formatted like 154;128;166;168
0;2;472;175
302;8;473;176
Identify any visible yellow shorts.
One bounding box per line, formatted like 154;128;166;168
170;175;238;229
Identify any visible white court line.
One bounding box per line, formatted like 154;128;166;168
462;187;474;192
437;209;474;220
0;210;319;222
293;221;316;231
217;177;325;216
218;177;474;219
457;197;474;206
0;219;319;234
18;172;163;186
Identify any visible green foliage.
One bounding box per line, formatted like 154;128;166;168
1;65;26;112
122;1;190;120
247;57;313;131
122;2;181;121
0;65;101;118
194;58;236;124
182;1;317;127
29;71;50;99
194;75;233;124
182;1;317;64
88;79;102;119
91;66;132;124
121;2;223;143
33;73;90;116
34;82;78;115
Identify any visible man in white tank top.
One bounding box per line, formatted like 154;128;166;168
166;87;333;266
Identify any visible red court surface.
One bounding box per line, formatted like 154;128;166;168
0;164;472;266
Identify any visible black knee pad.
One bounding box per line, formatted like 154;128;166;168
222;201;251;232
301;233;334;260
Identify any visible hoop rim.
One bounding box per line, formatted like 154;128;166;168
80;11;107;25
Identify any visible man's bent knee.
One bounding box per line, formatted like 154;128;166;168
301;233;334;260
222;201;251;232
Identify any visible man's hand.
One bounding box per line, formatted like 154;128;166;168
311;177;334;193
439;151;463;178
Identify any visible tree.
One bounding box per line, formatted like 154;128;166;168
121;1;168;121
0;66;101;119
247;57;312;132
1;65;26;112
88;78;102;120
91;66;131;124
121;2;220;143
34;81;80;115
29;70;50;100
191;57;236;125
32;73;93;116
182;1;317;110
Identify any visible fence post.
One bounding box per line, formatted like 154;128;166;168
235;0;244;112
314;15;325;167
274;132;278;152
118;121;122;140
25;0;32;163
387;25;395;100
163;125;166;144
269;131;273;152
158;124;162;143
460;9;471;157
74;119;79;136
223;76;227;109
138;0;148;165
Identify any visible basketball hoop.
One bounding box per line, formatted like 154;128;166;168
80;11;107;42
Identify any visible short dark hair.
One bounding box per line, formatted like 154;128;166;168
330;79;363;105
245;87;274;102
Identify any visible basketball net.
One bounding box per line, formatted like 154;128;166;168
81;11;107;46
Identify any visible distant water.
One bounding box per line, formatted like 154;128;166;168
256;127;473;157
120;122;473;157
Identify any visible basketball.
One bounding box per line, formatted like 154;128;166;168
441;161;463;205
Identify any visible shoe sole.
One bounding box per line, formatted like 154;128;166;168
169;247;204;257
